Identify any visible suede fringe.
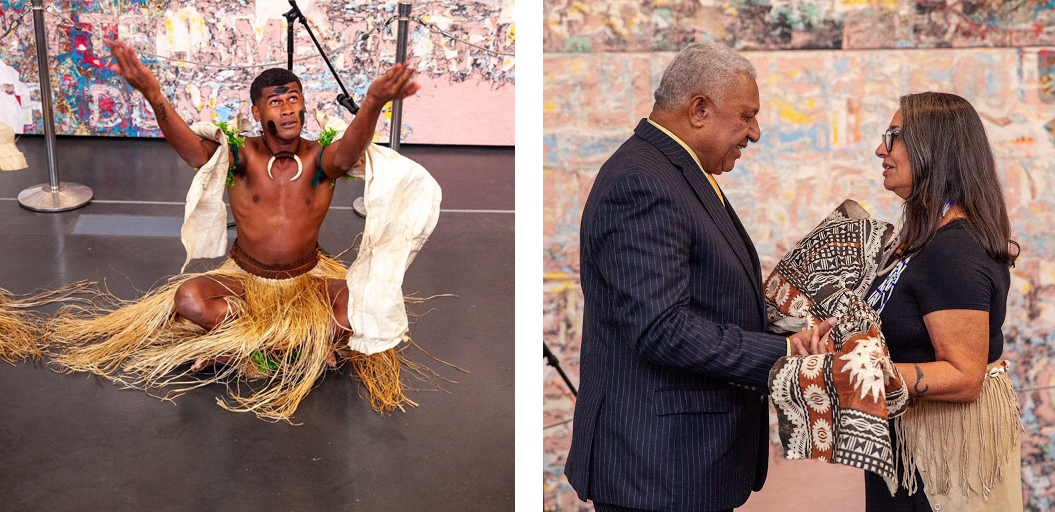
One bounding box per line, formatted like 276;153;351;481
894;362;1022;504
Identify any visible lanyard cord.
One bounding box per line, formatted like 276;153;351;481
866;199;955;314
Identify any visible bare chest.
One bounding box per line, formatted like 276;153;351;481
229;158;333;219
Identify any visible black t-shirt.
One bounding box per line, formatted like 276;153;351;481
865;218;1010;364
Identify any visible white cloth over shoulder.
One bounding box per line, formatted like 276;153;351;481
181;114;252;272
315;111;443;355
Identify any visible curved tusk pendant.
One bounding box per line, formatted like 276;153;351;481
290;154;303;181
266;154;303;181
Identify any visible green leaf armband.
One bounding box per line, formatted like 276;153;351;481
312;127;361;188
317;127;337;148
215;120;245;188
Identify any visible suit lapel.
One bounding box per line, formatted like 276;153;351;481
635;120;763;310
722;193;766;318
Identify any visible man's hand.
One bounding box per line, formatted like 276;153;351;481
364;62;421;106
323;62;421;175
106;39;162;102
790;317;837;356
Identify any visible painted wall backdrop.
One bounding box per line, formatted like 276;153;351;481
543;2;1055;511
0;0;514;145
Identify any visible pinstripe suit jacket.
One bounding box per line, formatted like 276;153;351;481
565;119;788;511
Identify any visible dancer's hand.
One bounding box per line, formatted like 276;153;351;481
790;317;837;356
106;39;162;102
365;62;421;106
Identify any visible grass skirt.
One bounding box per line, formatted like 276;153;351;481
46;255;421;422
0;282;92;364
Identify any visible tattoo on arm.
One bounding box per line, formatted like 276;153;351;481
913;363;929;398
157;103;168;122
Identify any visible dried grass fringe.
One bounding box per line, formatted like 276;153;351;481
894;364;1022;502
46;256;444;423
0;281;93;364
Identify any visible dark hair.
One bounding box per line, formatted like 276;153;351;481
249;68;303;105
896;91;1018;266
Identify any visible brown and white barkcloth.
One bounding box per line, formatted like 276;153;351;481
765;199;909;493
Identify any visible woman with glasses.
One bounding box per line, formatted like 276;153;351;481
864;91;1022;511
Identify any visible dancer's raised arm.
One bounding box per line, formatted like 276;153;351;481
107;39;221;168
320;63;420;177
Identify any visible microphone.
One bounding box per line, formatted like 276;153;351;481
336;93;360;115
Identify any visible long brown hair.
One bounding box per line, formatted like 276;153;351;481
896;92;1018;266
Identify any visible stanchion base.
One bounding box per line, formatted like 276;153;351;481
352;196;367;218
17;182;93;212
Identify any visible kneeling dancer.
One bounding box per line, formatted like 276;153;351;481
48;40;434;422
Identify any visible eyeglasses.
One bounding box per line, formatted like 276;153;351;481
881;127;902;152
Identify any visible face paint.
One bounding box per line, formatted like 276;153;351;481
267;120;278;136
298;110;305;125
273;85;290;95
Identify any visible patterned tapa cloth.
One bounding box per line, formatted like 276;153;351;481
766;199;910;492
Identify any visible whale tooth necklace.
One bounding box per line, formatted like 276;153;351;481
264;139;303;181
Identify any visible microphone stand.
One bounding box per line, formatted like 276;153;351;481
353;1;412;219
544;343;578;397
284;0;359;115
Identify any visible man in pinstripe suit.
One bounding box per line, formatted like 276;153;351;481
565;42;833;512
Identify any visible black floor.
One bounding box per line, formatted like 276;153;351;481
0;136;514;511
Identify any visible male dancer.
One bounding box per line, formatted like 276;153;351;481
110;40;417;353
48;41;424;421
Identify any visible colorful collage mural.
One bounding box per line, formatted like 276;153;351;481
544;3;1055;511
544;0;1055;52
0;0;514;144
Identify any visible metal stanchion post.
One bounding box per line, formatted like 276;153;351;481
390;0;411;153
353;0;411;219
17;0;92;212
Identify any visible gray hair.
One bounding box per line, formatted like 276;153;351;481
653;41;757;110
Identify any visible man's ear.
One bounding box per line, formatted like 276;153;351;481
251;104;261;122
688;95;711;128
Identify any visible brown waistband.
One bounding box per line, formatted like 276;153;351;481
229;239;321;280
